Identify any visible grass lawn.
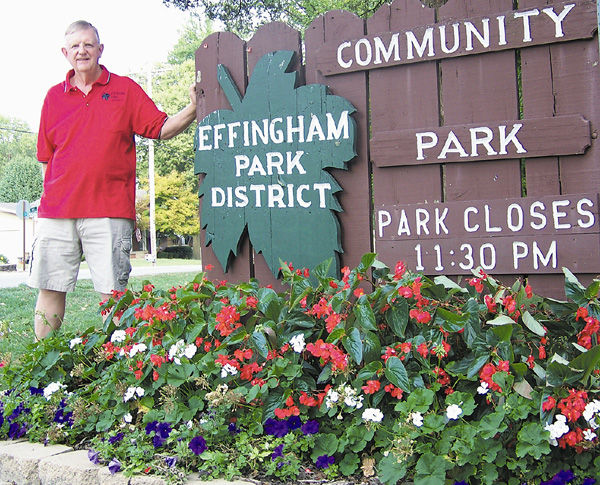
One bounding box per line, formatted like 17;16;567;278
0;266;203;361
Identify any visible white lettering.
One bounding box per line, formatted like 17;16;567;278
464;207;479;232
513;241;529;269
406;27;435;60
465;18;490;51
415;208;430;235
530;201;547;230
484;204;502;232
439;23;460;54
507;203;524;231
469;126;497;156
337;41;353;68
577;198;595;228
438;131;468;159
416;132;438;160
552;200;571;229
533;240;557;269
435;207;449;235
374;34;401;64
514;9;539;42
378;210;391;238
542;4;575;38
355;38;373;66
498;124;526;155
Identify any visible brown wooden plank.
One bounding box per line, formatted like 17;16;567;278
377;232;600;275
552;37;600;194
369;0;441;271
245;22;303;289
371;115;590;166
375;193;600;241
195;32;252;283
315;0;597;75
305;9;373;274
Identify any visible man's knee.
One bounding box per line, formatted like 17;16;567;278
35;289;67;339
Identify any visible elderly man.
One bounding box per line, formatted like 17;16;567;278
30;20;197;338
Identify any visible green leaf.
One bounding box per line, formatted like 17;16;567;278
353;303;377;331
414;452;449;484
585;279;600;299
384;356;410;392
477;410;507;439
339;453;360;476
356;360;382;381
433;274;466;292
563;267;587;305
385;299;409;338
358;252;376;271
362;330;382;363
251;330;269;359
406;387;435;413
546;361;583;387
310;433;339;460
342;328;363;365
487;314;516;326
492;324;513;342
377;452;407;485
522;311;546;336
569;344;600;384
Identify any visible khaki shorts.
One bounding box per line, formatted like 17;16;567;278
29;218;134;294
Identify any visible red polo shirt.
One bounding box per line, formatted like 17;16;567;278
37;66;167;220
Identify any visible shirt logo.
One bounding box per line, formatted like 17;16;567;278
102;93;110;100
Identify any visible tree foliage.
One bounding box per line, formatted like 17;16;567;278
162;0;391;33
0;116;36;177
0;156;43;203
153;171;200;237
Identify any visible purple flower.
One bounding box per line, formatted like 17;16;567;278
108;458;121;475
108;433;124;445
53;407;73;426
152;435;166;448
228;422;240;434
301;420;319;435
583;479;597;485
156;422;171;439
271;444;284;461
8;422;26;439
555;471;575;482
145;421;158;435
189;435;207;455
315;455;335;469
164;456;177;468
287;416;302;430
264;418;288;438
87;449;100;465
29;387;43;396
453;482;468;485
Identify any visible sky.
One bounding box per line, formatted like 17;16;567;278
0;0;194;131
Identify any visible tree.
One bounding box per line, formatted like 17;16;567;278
0;116;36;177
162;0;390;33
0;156;43;203
148;171;200;237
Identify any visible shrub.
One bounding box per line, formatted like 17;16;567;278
157;245;193;259
0;254;598;484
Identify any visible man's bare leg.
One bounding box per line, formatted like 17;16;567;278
34;289;67;339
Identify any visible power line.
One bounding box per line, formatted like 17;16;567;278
0;126;36;135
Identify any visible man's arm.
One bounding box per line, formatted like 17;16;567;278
159;84;197;140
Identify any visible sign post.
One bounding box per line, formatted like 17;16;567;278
15;200;30;271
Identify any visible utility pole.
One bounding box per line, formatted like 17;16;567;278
146;66;158;264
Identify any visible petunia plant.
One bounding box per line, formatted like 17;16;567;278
0;254;598;484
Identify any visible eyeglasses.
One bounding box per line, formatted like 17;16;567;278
66;42;100;52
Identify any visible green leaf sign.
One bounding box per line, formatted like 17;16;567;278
194;51;356;276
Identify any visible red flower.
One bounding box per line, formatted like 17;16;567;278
542;395;556;412
381;346;397;363
409;309;431;324
125;327;137;337
308;298;332;319
393;261;407;280
502;295;517;314
153;370;159;381
325;312;343;333
576;307;589;321
215;305;242;337
204;264;214;271
525;283;533;299
354;288;365;298
329;280;338;289
484;295;497;313
398;286;413;299
299;392;319;407
538;345;546;360
384;383;403;399
526;354;535;369
417;343;429;358
468;278;484;293
245;296;258;308
134;370;143;380
558;389;588;422
362;380;381;394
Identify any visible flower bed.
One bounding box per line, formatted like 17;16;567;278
0;254;598;484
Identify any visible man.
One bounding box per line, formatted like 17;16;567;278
30;20;197;339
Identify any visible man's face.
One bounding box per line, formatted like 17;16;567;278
62;28;103;74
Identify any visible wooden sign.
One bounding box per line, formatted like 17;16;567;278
371;114;591;166
316;0;598;75
376;193;600;274
194;50;356;276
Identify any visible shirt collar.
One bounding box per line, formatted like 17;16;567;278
63;65;111;93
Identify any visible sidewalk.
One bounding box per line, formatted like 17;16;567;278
0;264;203;289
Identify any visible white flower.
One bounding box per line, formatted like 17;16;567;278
220;363;238;378
289;334;306;353
69;337;82;349
410;412;424;427
184;344;197;359
362;408;384;423
129;343;147;357
123;387;136;402
325;390;339;409
584;428;597;441
43;381;66;400
111;330;127;343
544;414;570;446
446;404;463;420
168;339;185;360
123;413;132;423
186;420;193;429
477;381;489;394
584;400;600;428
135;387;145;397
